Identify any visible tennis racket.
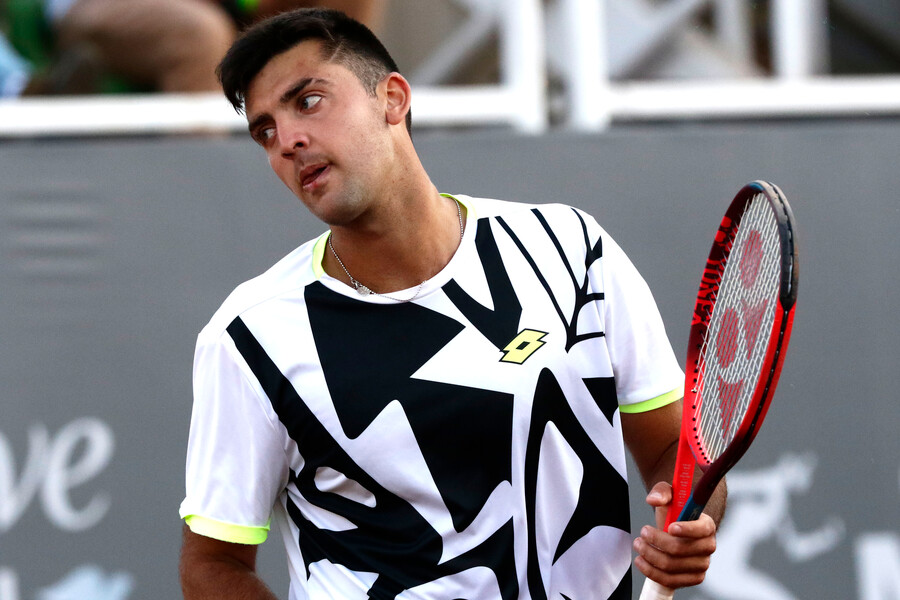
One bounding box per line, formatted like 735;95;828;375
639;181;798;600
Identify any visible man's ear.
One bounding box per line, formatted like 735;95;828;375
382;72;411;127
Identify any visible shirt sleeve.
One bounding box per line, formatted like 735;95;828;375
589;220;684;411
179;327;290;544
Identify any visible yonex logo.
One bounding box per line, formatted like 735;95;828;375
500;329;548;364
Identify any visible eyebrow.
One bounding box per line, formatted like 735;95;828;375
247;77;331;134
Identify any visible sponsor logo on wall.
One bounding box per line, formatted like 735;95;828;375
681;454;899;600
0;419;133;600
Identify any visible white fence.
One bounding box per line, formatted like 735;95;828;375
1;0;899;136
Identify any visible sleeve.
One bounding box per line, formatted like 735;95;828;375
591;222;684;412
179;327;290;544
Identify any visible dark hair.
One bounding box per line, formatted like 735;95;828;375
218;8;411;131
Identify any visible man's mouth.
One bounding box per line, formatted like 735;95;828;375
299;164;329;189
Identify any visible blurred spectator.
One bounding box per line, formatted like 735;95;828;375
0;32;33;96
1;0;386;95
0;27;100;97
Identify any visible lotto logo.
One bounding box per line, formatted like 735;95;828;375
500;329;548;364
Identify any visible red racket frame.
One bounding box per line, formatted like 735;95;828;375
664;180;798;528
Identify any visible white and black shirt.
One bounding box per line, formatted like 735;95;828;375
180;195;684;600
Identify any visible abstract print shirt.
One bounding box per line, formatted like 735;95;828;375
180;195;684;600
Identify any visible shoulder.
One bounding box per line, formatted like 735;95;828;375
452;194;600;230
453;194;607;253
452;194;582;218
197;234;325;344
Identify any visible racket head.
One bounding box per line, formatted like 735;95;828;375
645;181;797;600
681;181;798;504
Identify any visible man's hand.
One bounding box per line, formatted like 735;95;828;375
633;482;718;589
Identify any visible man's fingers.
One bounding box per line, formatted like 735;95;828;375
636;489;720;590
668;513;717;539
633;531;714;589
645;481;673;507
634;535;714;568
638;530;717;560
634;553;709;589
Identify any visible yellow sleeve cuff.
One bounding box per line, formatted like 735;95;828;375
618;387;682;414
183;514;270;545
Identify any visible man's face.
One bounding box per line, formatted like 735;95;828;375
245;41;391;226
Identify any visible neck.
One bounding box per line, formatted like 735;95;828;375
324;179;466;295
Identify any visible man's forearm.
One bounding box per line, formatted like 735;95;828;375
180;556;279;600
180;525;277;600
701;477;728;526
641;437;728;528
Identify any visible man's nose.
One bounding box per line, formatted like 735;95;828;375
279;121;309;156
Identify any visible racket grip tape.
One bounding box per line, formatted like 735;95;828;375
676;495;706;523
638;579;675;600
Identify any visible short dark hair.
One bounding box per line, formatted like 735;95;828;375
218;8;410;131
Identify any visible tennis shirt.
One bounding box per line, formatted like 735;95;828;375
180;195;684;600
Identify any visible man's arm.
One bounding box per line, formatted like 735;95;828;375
621;398;727;589
179;525;279;600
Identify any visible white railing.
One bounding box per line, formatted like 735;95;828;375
1;0;899;137
0;93;246;136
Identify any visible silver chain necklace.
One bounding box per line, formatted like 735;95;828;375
329;198;464;303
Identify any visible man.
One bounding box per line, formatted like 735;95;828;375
179;8;724;600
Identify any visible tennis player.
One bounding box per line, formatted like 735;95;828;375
178;8;725;600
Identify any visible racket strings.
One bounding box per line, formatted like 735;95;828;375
694;194;781;462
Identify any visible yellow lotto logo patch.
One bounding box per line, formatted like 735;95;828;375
500;329;548;364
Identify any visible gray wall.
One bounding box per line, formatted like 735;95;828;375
1;118;898;600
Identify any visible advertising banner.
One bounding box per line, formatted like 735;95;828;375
1;120;897;599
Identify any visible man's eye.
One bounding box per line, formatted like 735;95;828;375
259;127;276;142
300;95;323;110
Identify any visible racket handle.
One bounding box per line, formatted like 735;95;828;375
639;579;675;600
638;495;705;599
677;494;705;522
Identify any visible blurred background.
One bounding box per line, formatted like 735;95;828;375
1;1;898;599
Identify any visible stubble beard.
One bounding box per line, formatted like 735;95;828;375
303;173;372;228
